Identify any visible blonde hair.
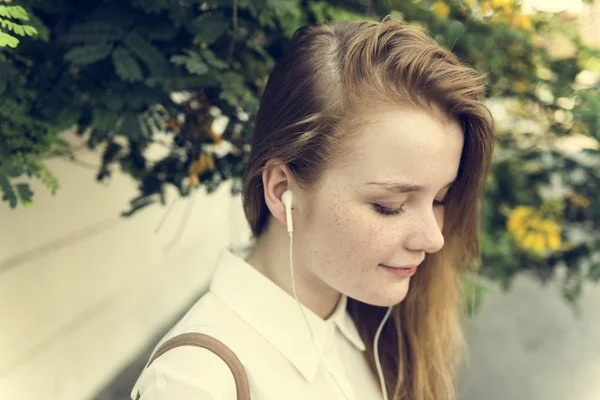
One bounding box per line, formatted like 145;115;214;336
241;16;494;400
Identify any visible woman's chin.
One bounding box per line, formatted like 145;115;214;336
353;280;411;308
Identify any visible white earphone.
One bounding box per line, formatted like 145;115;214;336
282;190;294;234
281;189;392;400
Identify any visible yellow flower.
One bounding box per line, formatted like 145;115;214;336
521;232;536;251
506;205;562;255
547;233;561;251
512;225;527;240
540;220;560;236
432;1;451;18
507;206;534;234
530;233;547;255
491;0;511;8
518;14;532;30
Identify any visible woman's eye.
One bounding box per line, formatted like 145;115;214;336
373;203;405;216
433;199;447;207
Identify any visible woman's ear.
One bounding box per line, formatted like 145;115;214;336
262;159;294;229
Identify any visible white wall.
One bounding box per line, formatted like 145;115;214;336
0;142;251;400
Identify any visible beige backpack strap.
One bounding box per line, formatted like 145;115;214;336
136;332;250;400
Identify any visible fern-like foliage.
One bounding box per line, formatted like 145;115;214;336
0;154;58;207
0;1;37;48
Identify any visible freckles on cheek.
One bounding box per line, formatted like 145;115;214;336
332;207;390;264
323;204;365;258
332;207;365;244
357;219;400;262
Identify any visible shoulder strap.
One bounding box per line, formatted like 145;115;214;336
136;332;251;400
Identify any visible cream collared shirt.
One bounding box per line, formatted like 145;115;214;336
131;247;382;400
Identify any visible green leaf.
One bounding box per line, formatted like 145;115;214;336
18;156;59;194
23;25;37;36
307;1;327;23
0;30;18;47
12;22;24;36
0;18;27;36
112;46;144;82
52;106;82;132
25;12;49;42
139;22;176;41
123;88;154;109
171;52;209;75
92;108;119;132
64;21;126;45
238;0;266;17
64;44;113;65
105;94;125;112
0;5;29;21
15;183;33;206
123;31;169;76
119;113;144;140
0;174;17;208
1;19;15;33
202;49;228;70
325;6;374;22
1;159;24;178
193;11;229;44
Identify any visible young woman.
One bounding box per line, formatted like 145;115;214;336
132;16;494;400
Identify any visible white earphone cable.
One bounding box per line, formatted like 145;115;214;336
374;305;393;400
288;232;350;400
284;190;390;400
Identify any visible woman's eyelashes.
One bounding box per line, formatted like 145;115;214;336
373;198;447;216
373;203;406;216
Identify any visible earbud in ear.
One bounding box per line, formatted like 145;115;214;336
282;190;294;234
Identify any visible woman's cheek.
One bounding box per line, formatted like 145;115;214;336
347;211;389;255
323;208;366;256
372;216;407;254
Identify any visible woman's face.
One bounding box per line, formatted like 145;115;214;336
294;107;464;307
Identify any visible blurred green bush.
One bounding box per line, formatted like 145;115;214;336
1;0;598;309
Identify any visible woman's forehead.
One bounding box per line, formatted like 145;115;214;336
328;108;464;188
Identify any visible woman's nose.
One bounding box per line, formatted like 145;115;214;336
404;211;445;254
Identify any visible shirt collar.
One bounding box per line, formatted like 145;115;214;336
209;247;366;383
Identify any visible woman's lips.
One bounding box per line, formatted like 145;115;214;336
379;264;418;278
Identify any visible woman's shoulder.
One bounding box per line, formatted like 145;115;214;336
131;293;255;400
132;333;240;399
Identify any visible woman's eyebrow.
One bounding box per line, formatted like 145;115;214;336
364;180;455;194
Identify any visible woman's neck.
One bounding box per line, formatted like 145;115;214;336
244;224;341;319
